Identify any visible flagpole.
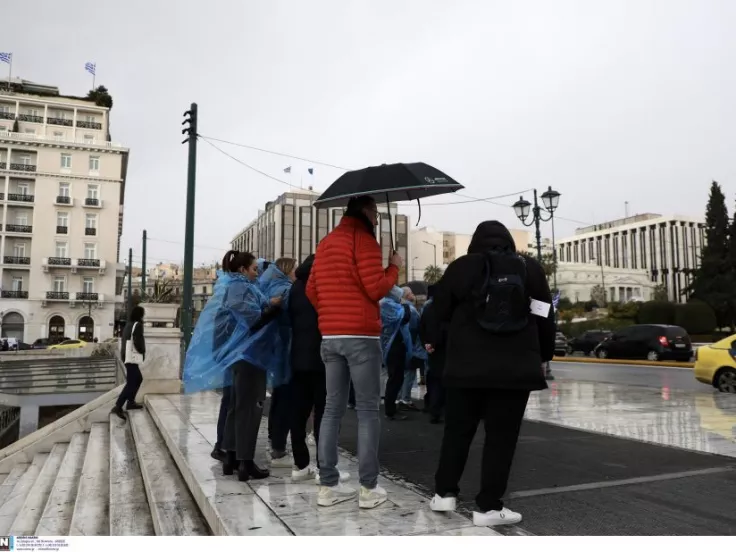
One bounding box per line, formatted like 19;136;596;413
7;55;11;88
92;70;95;90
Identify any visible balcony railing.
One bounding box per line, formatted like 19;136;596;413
3;256;30;265
46;291;69;300
46;117;73;127
56;195;71;204
0;163;5;169
85;227;97;236
0;193;3;199
76;120;102;130
0;112;14;121
84;198;100;207
4;224;32;233
18;114;44;123
76;292;99;301
0;130;124;150
48;257;71;266
77;258;101;268
7;193;34;203
1;290;28;299
8;164;36;172
56;225;68;234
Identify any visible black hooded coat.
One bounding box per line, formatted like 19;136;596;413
288;254;325;373
425;221;555;391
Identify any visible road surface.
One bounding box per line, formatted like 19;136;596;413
550;359;705;391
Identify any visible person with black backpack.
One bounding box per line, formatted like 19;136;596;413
424;220;555;528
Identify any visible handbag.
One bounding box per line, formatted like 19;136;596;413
124;322;144;365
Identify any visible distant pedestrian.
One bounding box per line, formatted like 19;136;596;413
112;305;146;420
425;221;555;527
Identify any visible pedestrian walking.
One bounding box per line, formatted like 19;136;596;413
111;305;146;420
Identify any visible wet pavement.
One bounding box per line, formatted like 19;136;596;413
550;359;704;391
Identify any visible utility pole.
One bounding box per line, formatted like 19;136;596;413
141;229;147;297
181;103;198;352
126;248;133;315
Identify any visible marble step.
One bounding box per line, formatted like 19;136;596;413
70;423;110;536
9;444;68;535
109;415;154;535
36;433;89;536
0;464;29;507
0;454;48;533
145;394;292;536
128;409;209;536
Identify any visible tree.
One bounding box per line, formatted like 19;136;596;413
423;265;444;285
590;284;605;307
638;301;676;325
651;283;669;302
674;300;717;336
520;252;557;279
86;85;113;109
687;181;732;327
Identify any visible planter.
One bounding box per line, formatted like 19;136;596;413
139;303;179;327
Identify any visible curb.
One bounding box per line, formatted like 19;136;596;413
552;356;695;368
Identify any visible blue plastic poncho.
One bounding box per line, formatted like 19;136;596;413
379;287;412;368
409;303;428;360
183;271;271;394
257;263;293;388
257;258;270;277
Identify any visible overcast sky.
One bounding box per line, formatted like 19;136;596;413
4;0;735;266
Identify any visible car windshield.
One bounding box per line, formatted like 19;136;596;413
665;327;688;339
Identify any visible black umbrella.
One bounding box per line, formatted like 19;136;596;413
313;162;463;249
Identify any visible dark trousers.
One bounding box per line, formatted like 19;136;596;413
435;388;529;512
426;358;446;419
383;358;405;417
290;371;326;470
115;363;143;409
269;385;291;454
215;387;230;450
223;361;267;462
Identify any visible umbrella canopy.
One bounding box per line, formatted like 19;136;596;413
313;162;463;208
399;280;429;296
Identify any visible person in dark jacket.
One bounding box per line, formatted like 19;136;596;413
419;285;446;424
424;220;555;528
286;255;326;481
112;305;146;420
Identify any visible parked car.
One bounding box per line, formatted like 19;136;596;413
33;337;71;349
593;324;692;362
47;339;88;350
0;338;28;351
554;332;568;357
693;335;736;393
567;330;612;356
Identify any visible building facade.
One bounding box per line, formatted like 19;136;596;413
231;190;412;283
556;262;654;304
0;80;128;343
556;214;705;303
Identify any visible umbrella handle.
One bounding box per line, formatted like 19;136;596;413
386;193;395;254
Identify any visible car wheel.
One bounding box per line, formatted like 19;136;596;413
647;351;660;361
597;349;608;359
716;368;736;394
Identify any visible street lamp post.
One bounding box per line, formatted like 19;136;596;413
422;240;437;266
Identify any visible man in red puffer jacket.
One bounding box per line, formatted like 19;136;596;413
307;195;402;510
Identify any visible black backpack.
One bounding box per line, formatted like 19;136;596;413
474;250;529;334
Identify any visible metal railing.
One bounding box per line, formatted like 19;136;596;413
56;225;68;234
8;164;36;172
76;120;102;130
46;291;70;299
85;227;97;236
77;258;100;267
1;290;28;299
4;224;32;233
7;193;34;202
46;117;73;127
76;292;99;301
84;198;100;206
56;195;71;204
3;256;30;265
0;112;15;120
0;130;124;150
17;114;43;123
48;257;71;266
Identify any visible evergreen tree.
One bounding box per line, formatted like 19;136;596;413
688;181;731;327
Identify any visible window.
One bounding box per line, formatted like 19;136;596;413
282;204;295;258
299;206;312;261
202;286;208;294
61;153;72;169
28;108;40;117
13;243;26;256
87;184;99;199
55;241;68;258
316;209;328;243
53;276;66;292
89;156;100;172
85;213;97;229
0;105;9;114
82;277;95;293
85;115;96;123
12;277;23;292
84;134;94;144
84;243;97;259
19;154;31;166
54;110;67;120
15;213;28;225
57;212;69;228
16;182;29;195
59;183;70;197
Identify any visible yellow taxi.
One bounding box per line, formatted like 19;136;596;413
693;335;736;393
47;339;88;350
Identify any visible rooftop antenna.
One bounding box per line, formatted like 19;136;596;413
624;201;629;218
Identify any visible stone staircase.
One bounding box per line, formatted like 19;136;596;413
0;391;498;536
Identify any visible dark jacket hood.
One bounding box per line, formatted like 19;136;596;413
467;221;516;255
295;254;315;282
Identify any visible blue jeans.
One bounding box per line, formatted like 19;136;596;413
399;368;416;403
318;338;382;489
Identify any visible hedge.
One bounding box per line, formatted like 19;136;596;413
638;301;676;325
674;300;718;335
558;317;633;338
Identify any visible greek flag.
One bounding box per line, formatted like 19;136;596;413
283;166;291;174
307;168;314;175
85;62;96;75
552;291;561;309
0;52;11;64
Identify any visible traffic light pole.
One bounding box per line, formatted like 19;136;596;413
181;103;198;355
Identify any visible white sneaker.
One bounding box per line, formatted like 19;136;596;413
291;465;317;482
359;485;387;509
473;507;522;527
315;470;350;484
270;455;293;468
430;494;457;512
317;483;357;507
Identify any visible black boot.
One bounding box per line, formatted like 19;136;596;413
245;460;270;480
126;401;143;410
223;451;236;476
111;406;126;421
210;447;225;462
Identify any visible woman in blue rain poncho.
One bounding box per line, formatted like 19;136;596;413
258;258;298;466
380;286;413;420
183;250;282;482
